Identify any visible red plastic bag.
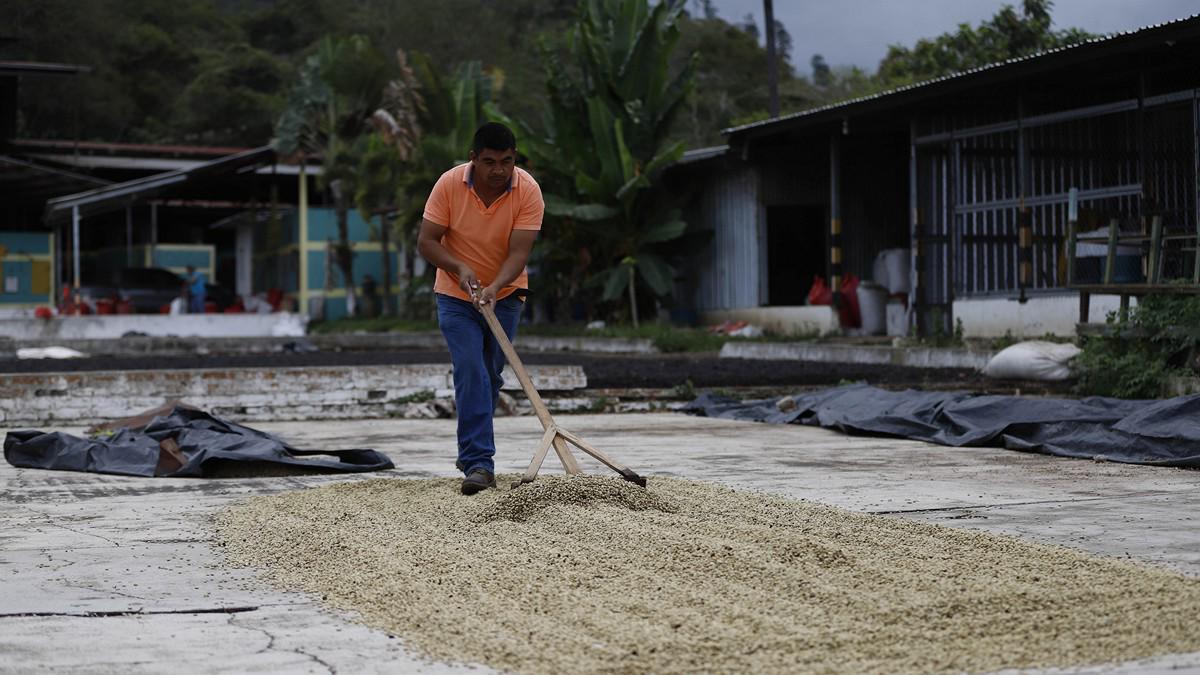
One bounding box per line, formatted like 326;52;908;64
807;276;831;306
840;274;861;328
806;274;861;327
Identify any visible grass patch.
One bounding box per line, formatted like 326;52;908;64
521;323;727;352
309;316;438;334
312;316;818;353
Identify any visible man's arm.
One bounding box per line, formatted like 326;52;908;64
417;218;479;294
478;229;538;305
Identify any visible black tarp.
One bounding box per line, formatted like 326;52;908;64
4;406;394;477
684;384;1200;468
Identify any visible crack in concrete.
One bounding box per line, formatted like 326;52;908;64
17;505;123;547
229;612;336;674
870;491;1175;515
60;579;149;603
0;605;259;618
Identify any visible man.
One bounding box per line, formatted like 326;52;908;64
417;122;544;495
185;265;207;314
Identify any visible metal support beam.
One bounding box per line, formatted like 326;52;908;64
1017;95;1031;303
909;120;920;334
1194;89;1200;283
829;133;842;314
150;202;158;267
125;206;133;266
71;205;80;290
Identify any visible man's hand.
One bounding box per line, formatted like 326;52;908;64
476;284;499;306
457;264;480;297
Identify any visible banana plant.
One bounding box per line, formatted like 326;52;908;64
499;0;696;326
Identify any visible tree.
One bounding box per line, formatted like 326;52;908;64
353;50;425;316
373;57;497;318
274;35;412;317
509;0;697;327
877;0;1097;87
811;54;833;88
174;43;291;145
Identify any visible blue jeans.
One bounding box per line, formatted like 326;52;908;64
189;294;206;313
436;293;523;476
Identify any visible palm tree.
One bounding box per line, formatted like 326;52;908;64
274;36;420;317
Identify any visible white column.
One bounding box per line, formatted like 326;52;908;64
236;220;253;299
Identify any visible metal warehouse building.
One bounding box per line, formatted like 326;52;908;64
677;14;1200;337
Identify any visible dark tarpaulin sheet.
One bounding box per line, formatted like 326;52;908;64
684;384;1200;468
4;407;394;477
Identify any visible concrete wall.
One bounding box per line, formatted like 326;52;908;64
720;341;993;370
0;364;587;427
0;313;308;340
953;294;1130;338
701;305;839;337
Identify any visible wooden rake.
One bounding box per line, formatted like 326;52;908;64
476;299;648;489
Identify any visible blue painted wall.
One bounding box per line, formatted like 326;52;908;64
0;231;54;307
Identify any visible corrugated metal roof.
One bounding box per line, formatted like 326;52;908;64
677;145;729;165
0;60;89;77
14;139;251;157
44;146;275;222
723;13;1200;137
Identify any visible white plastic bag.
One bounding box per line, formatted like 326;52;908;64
983;341;1081;381
169;297;186;316
16;346;86;360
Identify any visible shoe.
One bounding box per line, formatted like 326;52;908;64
461;468;496;495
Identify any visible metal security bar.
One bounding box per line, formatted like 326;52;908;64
917;90;1198;300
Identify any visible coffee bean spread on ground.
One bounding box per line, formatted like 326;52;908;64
214;476;1200;674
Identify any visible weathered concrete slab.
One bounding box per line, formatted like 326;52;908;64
721;340;994;369
0;364;587;426
2;413;1199;673
0;314;308;340
2;331;656;358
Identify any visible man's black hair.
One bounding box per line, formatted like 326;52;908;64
472;122;516;154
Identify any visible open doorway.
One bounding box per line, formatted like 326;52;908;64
766;205;826;305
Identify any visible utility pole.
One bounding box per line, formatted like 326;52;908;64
763;0;779;118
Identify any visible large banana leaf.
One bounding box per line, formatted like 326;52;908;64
636;251;674;296
641;218;687;244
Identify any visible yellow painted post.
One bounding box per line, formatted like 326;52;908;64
298;163;309;315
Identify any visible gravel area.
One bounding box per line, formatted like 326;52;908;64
214;476;1200;674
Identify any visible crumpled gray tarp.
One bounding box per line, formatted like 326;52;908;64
4;406;394;477
684;383;1200;468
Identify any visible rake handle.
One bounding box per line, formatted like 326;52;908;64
476;297;581;475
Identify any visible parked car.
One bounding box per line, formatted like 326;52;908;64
76;267;234;314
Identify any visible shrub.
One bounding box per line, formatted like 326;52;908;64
1074;293;1200;398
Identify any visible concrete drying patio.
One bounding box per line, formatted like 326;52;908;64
3;412;1200;673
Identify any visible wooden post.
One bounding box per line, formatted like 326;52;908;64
1104;218;1119;285
1066;187;1078;287
1148;215;1163;284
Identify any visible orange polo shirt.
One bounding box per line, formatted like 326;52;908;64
423;163;543;302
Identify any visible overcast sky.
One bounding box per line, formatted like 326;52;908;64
709;0;1199;74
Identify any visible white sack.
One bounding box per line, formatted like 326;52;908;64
983;341;1081;381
